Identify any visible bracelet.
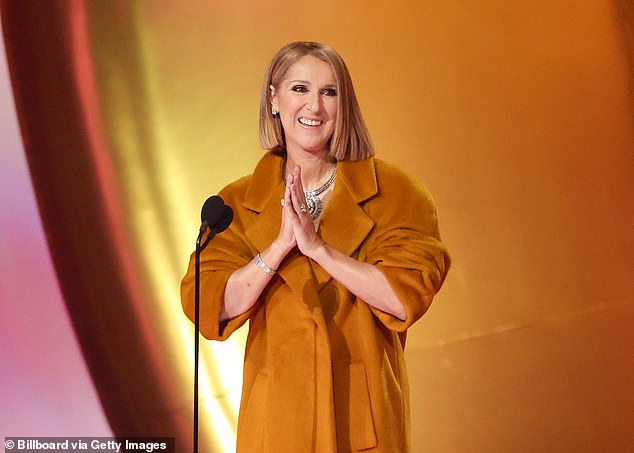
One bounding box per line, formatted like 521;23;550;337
255;253;276;276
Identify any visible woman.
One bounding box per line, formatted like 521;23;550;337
181;41;450;452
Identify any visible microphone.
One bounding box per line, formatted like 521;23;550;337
198;195;233;249
213;205;234;234
199;195;226;234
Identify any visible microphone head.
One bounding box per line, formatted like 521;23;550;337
212;205;233;234
200;195;225;227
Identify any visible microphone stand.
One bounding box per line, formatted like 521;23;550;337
194;227;215;453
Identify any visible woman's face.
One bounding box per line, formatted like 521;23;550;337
271;55;338;156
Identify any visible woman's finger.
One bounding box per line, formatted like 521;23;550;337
284;178;292;207
292;166;305;193
289;166;307;213
291;170;311;215
290;180;308;216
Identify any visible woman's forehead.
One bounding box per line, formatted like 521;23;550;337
281;55;336;84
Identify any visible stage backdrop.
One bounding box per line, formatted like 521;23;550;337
2;0;633;452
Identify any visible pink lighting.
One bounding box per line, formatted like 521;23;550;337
0;23;112;438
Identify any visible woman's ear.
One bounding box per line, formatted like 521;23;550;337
270;84;279;114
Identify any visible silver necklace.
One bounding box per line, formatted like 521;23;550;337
303;167;337;219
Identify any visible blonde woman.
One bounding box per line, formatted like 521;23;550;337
181;41;450;453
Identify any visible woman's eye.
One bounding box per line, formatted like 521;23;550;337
292;85;308;93
323;88;337;97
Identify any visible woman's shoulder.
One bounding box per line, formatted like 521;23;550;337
371;157;436;206
217;152;282;208
217;173;252;204
360;158;440;236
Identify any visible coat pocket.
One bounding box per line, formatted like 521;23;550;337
349;362;378;450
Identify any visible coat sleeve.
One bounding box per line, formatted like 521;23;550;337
180;187;257;341
363;169;450;332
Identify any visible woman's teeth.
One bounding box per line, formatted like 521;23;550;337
299;118;322;126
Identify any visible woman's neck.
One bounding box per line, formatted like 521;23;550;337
285;150;336;191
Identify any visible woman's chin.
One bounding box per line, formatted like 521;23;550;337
287;141;331;156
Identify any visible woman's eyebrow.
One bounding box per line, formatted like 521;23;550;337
287;79;336;85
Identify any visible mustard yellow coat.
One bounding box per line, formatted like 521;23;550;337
181;152;449;452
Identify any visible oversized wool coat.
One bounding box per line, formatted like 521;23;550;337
181;151;450;453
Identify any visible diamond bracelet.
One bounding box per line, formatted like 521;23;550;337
255;253;276;276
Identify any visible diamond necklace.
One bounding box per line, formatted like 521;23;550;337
303;167;337;219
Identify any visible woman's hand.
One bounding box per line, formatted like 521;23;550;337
274;181;297;255
288;166;324;257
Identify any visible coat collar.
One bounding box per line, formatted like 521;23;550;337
242;151;379;209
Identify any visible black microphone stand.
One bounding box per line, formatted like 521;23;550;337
193;227;215;453
191;197;232;453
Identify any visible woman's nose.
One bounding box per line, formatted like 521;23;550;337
306;92;320;112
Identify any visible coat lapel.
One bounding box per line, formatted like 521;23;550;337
312;157;378;287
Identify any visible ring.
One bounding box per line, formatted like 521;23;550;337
280;198;285;207
300;206;307;214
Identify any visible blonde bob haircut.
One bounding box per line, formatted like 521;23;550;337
259;41;375;161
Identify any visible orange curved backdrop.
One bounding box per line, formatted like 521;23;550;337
1;0;633;451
